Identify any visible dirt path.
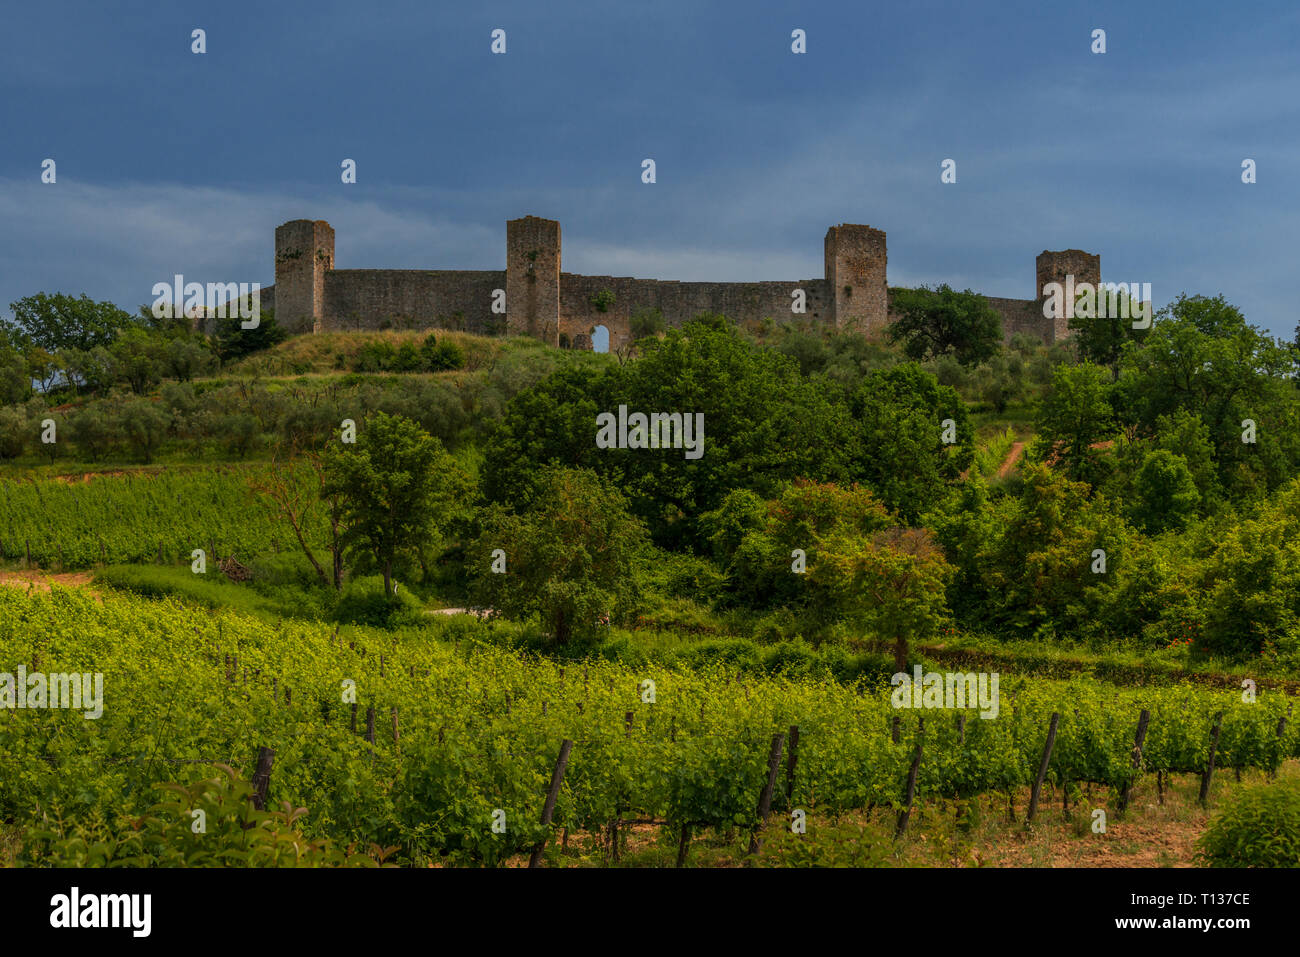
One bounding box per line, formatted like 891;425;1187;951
0;569;98;595
996;440;1026;479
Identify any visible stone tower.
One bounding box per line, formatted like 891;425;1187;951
275;220;334;334
824;224;888;333
1036;249;1099;342
506;216;561;346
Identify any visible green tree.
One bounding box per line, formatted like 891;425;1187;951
1068;285;1150;368
470;466;650;644
2;293;134;353
886;284;1002;366
0;406;29;458
810;525;953;671
851;363;972;523
1035;362;1114;483
702;480;893;610
482;319;859;550
212;309;287;363
983;464;1134;639
1113;294;1297;498
322;412;462;598
69;406;118;461
1129;449;1201;533
110;328;165;394
1199;480;1300;659
25;348;62;394
62;346;118;396
163;337;216;382
420;334;464;372
116;398;168;463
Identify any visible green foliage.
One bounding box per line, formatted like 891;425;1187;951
852;363;973;522
354;340;396;373
2;293;134;353
471;466;650;644
483;319;860;549
1129;449;1201;533
322;412;468;596
61;346;118;396
117;398;169;463
108;327;164;395
0;466;330;568
1113;295;1299;500
886;285;1002;366
333;574;425;627
1198;778;1300;868
589;289;616;313
1067;285;1150;367
704;480;893;612
936;464;1135;640
420;334;465;372
213;309;287;363
970;351;1028;413
23;765;384;867
0;406;29;459
2;588;1296;867
68;405;117;461
1034;362;1114;483
1198;480;1300;659
163;337;216;382
629;307;665;339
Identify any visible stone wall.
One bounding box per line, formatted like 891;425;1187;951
985;296;1052;345
559;274;826;352
321;269;505;334
258;216;1095;350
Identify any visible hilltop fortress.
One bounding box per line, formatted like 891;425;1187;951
254;216;1103;351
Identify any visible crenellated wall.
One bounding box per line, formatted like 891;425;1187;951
250;216;1091;349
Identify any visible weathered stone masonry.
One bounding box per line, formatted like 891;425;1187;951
261;216;1101;350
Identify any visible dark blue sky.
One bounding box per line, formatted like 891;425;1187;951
3;0;1297;337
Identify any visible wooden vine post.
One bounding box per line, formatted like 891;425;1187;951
748;732;786;858
896;719;925;837
1027;712;1060;822
1199;712;1223;807
528;739;574;868
1117;709;1150;814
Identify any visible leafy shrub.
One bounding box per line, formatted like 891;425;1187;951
332;574;425;627
393;342;423;372
354;341;396;373
672;638;761;671
420;334;465;372
22;764;386;867
0;406;30;458
1198;778;1300;867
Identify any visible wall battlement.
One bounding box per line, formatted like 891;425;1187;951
259;216;1097;349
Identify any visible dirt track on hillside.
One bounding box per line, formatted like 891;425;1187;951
0;569;99;597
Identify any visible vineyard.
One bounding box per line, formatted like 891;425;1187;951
2;587;1295;866
0;468;326;569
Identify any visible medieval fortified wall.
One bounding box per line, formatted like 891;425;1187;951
260;216;1103;352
